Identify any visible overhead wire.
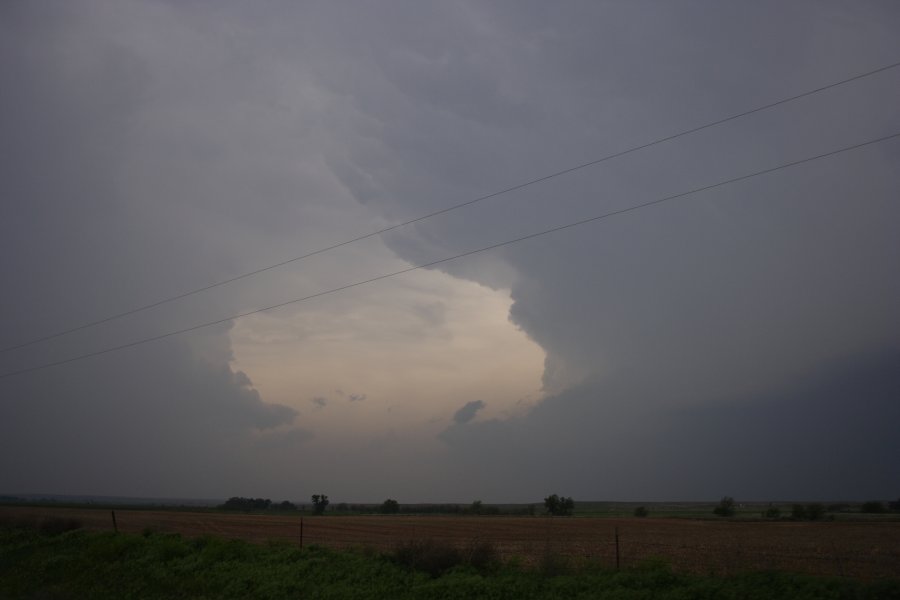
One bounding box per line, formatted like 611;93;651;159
2;130;897;380
2;59;898;355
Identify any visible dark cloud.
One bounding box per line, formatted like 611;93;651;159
1;0;898;502
0;332;298;498
453;400;485;425
348;394;366;403
314;0;900;500
440;346;900;501
311;397;328;409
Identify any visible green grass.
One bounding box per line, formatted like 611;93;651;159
1;527;898;599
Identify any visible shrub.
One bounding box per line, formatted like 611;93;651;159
465;538;500;572
391;539;463;577
391;538;500;576
37;518;82;536
538;549;572;576
634;506;649;517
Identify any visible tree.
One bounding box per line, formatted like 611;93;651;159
805;503;825;521
792;503;825;521
469;500;483;515
634;506;649;517
861;501;886;514
311;494;329;515
713;496;735;517
762;507;781;519
379;498;400;514
544;494;575;516
220;497;271;511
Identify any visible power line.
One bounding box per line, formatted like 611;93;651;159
2;60;898;355
2;131;896;380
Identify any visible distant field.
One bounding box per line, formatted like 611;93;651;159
2;506;898;580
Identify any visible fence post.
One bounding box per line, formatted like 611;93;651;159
299;517;304;549
111;510;118;534
615;526;620;570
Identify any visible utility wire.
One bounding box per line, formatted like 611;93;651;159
2;131;897;380
2;60;898;355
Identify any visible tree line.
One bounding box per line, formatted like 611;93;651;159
219;495;577;516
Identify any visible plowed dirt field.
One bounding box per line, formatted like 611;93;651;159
3;506;898;580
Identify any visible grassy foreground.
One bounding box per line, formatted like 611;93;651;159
1;526;898;599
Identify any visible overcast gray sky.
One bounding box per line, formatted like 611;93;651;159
1;1;898;503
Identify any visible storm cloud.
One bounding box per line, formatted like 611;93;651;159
452;400;486;425
2;1;898;502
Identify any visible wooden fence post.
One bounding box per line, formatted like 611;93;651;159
615;526;620;570
299;517;304;548
111;510;118;534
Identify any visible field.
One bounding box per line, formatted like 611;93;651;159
3;505;898;581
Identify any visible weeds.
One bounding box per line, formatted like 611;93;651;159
1;528;898;600
0;514;82;535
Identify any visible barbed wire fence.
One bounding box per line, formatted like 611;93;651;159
2;506;898;580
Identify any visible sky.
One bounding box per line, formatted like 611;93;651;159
1;1;899;504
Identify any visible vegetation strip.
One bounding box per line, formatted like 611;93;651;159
2;522;899;600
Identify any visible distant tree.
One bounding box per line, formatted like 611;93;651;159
544;494;575;516
762;507;781;519
335;502;349;513
470;500;483;515
220;496;245;511
790;503;826;520
220;497;272;512
713;496;735;517
861;501;886;514
805;503;825;521
278;500;297;511
379;498;400;514
633;506;649;518
311;494;329;515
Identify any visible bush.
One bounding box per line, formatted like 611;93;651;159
379;499;400;514
538;548;572;576
391;539;463;577
634;506;649;517
762;507;781;519
465;538;501;572
391;538;500;577
38;518;80;535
